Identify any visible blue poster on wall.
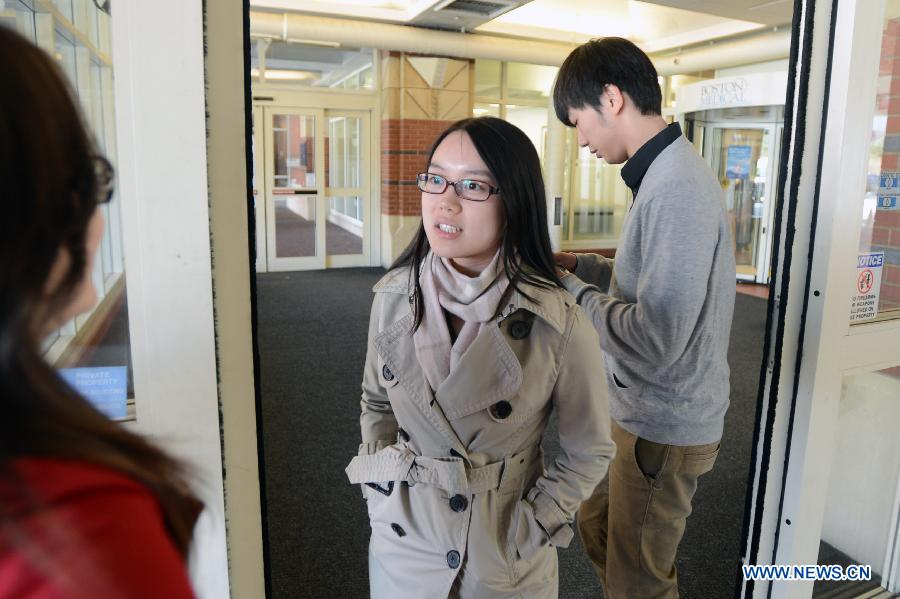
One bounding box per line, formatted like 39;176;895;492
59;366;128;419
726;145;752;180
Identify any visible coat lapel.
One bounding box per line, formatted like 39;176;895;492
434;323;523;421
373;312;468;456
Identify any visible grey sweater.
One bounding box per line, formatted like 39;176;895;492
562;136;736;445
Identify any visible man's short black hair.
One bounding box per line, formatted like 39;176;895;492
553;37;662;125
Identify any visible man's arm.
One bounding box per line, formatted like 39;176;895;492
555;252;614;293
561;193;719;367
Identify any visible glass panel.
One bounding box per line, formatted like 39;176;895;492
55;30;77;83
275;195;317;258
327;196;363;255
0;1;36;41
273;114;315;189
814;365;900;596
250;39;374;89
473;103;500;118
562;129;573;241
326;116;361;188
506;105;547;163
474;58;501;98
54;0;74;22
571;146;629;241
87;0;100;47
506;62;558;101
856;7;900;323
38;8;134;416
325;115;364;256
360;66;374;90
713;128;768;279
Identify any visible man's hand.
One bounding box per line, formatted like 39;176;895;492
554;252;578;272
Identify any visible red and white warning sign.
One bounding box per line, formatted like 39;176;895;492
849;252;884;323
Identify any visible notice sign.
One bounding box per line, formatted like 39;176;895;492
849;253;884;323
59;366;128;419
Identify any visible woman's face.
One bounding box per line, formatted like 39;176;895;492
43;208;105;334
422;131;504;276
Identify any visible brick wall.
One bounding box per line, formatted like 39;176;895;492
876;18;900;311
381;119;453;216
379;53;471;219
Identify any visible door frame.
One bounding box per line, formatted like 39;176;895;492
252;86;380;271
322;109;373;268
741;0;900;596
703;121;781;284
263;105;326;271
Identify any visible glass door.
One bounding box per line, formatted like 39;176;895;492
324;111;370;267
757;125;784;285
257;107;371;271
263;107;325;271
708;126;773;282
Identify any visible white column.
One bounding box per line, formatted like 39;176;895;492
111;2;229;597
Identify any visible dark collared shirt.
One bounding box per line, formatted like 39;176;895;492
620;122;683;197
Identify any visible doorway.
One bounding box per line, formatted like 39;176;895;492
252;102;373;271
704;123;783;284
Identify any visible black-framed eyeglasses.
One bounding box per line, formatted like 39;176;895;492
416;172;499;202
92;155;115;205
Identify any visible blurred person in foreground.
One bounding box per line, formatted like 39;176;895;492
0;26;199;598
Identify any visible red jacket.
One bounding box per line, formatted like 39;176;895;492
0;458;195;598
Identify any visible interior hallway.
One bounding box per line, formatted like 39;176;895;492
255;268;768;598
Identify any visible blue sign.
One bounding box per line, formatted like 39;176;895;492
877;194;898;210
857;253;884;268
880;173;900;189
726;145;752;180
59;366;128;419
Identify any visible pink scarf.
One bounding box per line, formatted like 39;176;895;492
413;251;509;391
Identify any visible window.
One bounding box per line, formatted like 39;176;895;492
474;59;630;247
855;13;900;323
12;0;134;418
250;37;374;90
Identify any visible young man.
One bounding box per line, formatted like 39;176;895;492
552;38;736;598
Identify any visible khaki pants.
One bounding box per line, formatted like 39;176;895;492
577;421;720;599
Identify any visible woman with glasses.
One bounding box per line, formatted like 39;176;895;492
0;28;198;597
346;116;615;598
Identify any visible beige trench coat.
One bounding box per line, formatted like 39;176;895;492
346;266;615;599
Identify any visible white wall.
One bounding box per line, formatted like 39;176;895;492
112;2;229;597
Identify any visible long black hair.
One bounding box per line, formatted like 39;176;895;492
391;116;562;330
0;27;199;556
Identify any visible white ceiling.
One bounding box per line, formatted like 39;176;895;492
640;0;794;27
248;0;795;53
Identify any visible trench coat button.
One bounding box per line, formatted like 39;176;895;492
446;550;461;569
490;400;513;419
449;494;468;513
509;320;532;340
391;523;406;537
382;364;395;381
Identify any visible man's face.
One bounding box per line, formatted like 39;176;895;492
567;102;628;165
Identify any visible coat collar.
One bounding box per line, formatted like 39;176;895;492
373;266;570;335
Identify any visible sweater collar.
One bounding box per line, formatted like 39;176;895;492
621;122;682;196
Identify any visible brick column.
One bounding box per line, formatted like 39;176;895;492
379;53;472;264
876;18;900;311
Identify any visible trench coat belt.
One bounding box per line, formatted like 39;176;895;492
346;444;541;495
